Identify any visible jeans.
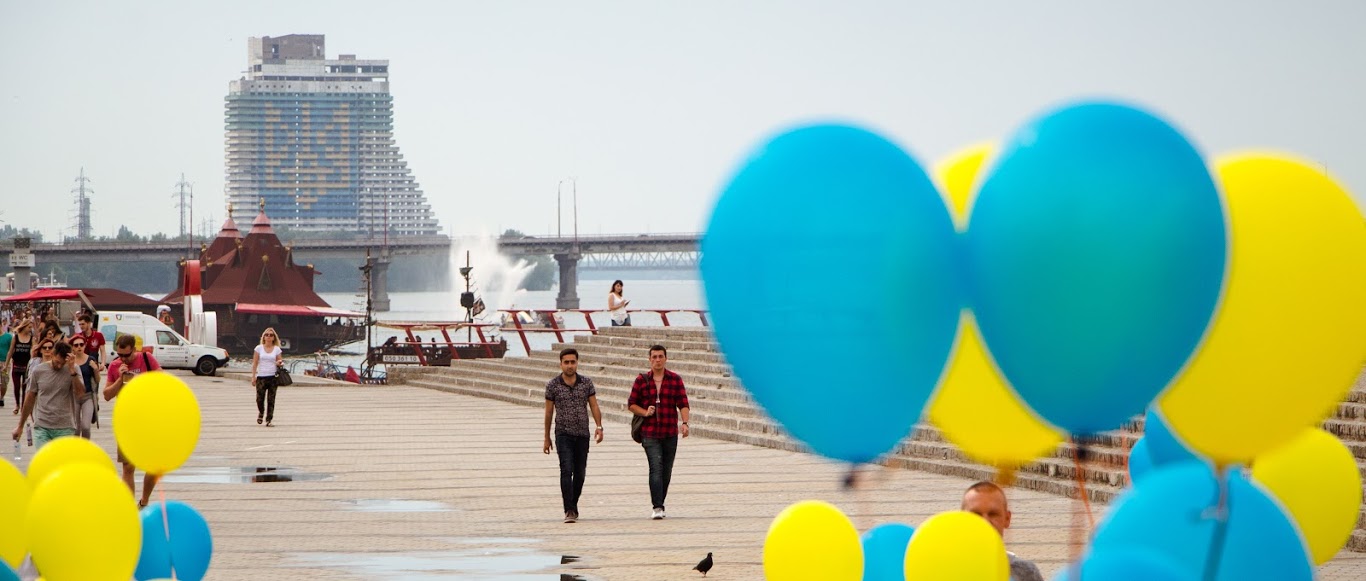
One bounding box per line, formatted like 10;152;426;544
555;433;590;514
642;435;678;510
76;397;95;438
256;375;278;421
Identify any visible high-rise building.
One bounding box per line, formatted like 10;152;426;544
225;34;440;236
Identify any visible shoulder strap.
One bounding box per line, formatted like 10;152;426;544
142;352;151;370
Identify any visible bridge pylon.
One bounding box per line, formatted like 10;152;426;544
372;250;392;312
554;253;581;309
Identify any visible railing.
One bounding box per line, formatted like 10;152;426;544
497;308;709;357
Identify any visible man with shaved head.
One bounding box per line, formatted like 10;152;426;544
962;481;1044;581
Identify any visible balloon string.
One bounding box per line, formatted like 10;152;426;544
1066;438;1095;578
161;484;176;580
1202;469;1231;581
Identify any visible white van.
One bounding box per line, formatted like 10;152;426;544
97;311;230;376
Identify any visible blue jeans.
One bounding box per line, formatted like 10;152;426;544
555;433;590;514
642;435;678;510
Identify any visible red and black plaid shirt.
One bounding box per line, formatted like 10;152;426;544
628;369;689;439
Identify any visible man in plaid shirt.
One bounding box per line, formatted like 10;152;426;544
628;344;690;520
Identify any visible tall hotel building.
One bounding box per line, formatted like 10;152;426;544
225;35;440;235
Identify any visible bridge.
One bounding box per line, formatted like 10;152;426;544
2;233;702;310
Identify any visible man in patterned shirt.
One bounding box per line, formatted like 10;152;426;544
543;348;603;523
628;344;690;520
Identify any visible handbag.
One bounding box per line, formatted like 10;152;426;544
275;366;293;386
630;374;659;444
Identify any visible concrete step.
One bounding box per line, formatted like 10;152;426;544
557;339;730;366
1333;402;1366;421
592;326;716;341
510;352;741;388
576;332;720;353
538;345;735;379
434;357;745;396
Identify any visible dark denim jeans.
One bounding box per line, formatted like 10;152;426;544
642;435;678;510
555;433;590;514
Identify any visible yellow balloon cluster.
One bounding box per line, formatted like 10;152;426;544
1252;428;1363;565
25;463;141;581
927;144;1065;469
0;461;29;568
113;371;202;475
763;500;863;580
1159;154;1366;465
904;510;1009;581
2;372;205;579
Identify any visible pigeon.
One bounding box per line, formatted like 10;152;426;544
693;552;713;576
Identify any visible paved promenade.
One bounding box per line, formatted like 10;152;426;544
15;370;1365;580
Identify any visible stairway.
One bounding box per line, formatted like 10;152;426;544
388;326;1366;551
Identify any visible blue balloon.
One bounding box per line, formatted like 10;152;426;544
1143;407;1202;467
862;523;915;581
1127;437;1154;486
701;124;960;463
965;101;1226;434
0;561;17;581
136;501;214;581
1092;464;1312;581
1053;549;1198;581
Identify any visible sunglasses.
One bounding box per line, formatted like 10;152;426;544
117;351;134;359
39;345;54;351
71;342;86;348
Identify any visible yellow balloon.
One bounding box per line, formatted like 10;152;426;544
928;144;1064;468
763;500;862;580
1251;428;1362;565
0;460;30;568
929;313;1065;468
25;463;140;581
26;436;116;488
933;142;994;229
905;510;1009;581
113;371;201;475
1159;154;1366;465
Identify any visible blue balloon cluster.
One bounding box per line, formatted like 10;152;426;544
702;125;960;463
136;501;214;581
702;101;1228;463
1092;464;1312;580
1129;407;1205;485
861;523;916;581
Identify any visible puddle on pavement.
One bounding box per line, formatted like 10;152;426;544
286;547;589;580
340;499;454;512
162;466;334;484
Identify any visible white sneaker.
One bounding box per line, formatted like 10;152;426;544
651;508;664;520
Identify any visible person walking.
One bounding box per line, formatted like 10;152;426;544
68;335;102;438
627;345;690;519
542;348;603;523
5;320;33;412
75;313;107;366
104;333;163;507
250;327;284;426
608;280;631;326
11;342;82;449
0;325;12;409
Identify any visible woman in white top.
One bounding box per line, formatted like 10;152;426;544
608;280;631;326
250;327;284;426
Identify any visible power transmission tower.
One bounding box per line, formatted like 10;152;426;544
71;168;93;241
174;173;193;238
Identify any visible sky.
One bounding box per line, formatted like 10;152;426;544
1;1;1363;241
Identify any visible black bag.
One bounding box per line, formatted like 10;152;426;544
630;374;658;444
275;366;293;387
